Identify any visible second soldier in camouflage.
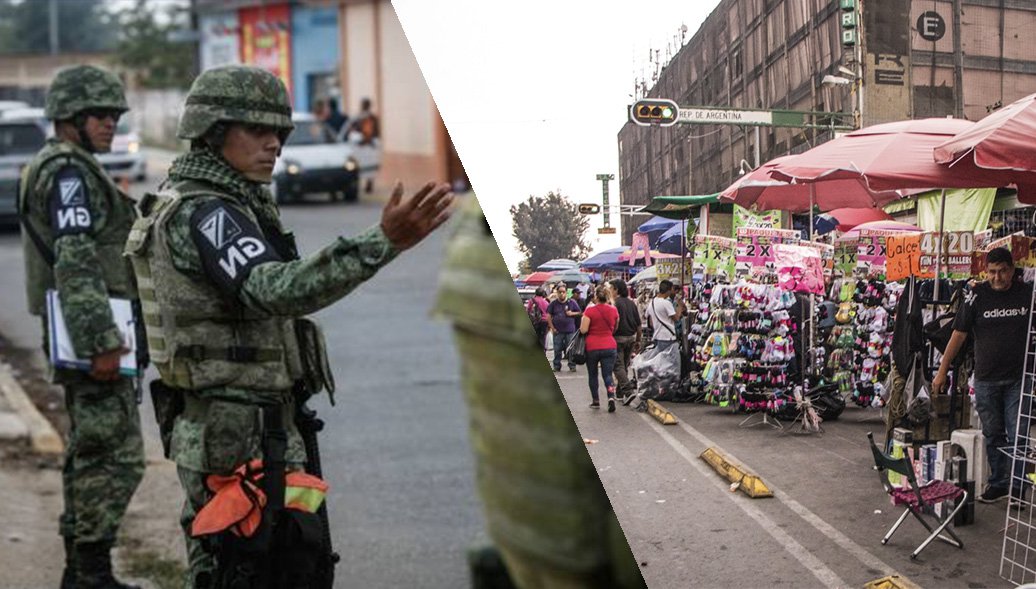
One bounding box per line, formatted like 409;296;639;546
19;65;145;589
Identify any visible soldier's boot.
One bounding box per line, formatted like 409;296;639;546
61;537;77;589
76;541;141;589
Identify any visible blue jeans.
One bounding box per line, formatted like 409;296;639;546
974;379;1031;492
553;331;576;370
586;348;617;402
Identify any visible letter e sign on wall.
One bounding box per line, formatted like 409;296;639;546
916;11;946;42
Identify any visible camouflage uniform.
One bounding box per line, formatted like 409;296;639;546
19;65;145;588
123;65;398;588
436;198;646;589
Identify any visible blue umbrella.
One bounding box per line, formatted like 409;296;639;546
552;270;592;284
654;220;699;254
579;247;627;270
637;216;680;242
537;258;579;272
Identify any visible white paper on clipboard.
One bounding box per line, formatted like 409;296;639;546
46;289;138;377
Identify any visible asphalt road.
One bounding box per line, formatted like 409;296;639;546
554;355;1013;589
0;148;486;588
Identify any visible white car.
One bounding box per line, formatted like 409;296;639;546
97;118;146;182
0;115;48;225
271;112;380;203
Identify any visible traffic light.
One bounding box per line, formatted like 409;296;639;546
630;99;679;127
578;203;601;215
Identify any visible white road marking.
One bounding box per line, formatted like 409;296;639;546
669;416;900;579
640;413;850;588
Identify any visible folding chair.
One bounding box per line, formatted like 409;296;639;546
867;432;967;559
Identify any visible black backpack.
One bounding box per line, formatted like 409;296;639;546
526;299;543;327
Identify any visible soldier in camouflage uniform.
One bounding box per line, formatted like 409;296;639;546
123;65;453;588
19;65;145;589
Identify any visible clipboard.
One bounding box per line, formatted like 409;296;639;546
46;289;139;377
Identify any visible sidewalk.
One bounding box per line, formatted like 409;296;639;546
0;350;185;589
554;353;1013;588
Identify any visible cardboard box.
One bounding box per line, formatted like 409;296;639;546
912;393;972;443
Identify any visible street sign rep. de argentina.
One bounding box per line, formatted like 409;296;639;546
678;107;773;126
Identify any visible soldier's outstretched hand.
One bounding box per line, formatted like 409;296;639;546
380;181;455;251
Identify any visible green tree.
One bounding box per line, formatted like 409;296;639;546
0;0;116;54
110;0;195;89
510;191;591;271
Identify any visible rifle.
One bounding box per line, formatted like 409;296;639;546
264;222;340;587
293;382;339;589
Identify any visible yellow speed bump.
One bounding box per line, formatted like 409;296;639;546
699;447;772;498
646;399;677;425
863;575;923;589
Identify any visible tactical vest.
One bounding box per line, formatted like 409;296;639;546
124;182;304;392
19;140;137;316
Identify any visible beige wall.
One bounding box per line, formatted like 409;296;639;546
342;1;378;114
0;53;115;92
337;0;451;188
377;2;435;157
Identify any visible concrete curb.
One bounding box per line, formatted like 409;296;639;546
0;362;64;455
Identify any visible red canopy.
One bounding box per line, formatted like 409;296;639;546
934;93;1036;172
770;118;1029;194
522;271;555;285
719;155;901;213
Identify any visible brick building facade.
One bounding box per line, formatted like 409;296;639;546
617;0;1036;241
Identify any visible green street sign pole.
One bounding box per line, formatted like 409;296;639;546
595;173;615;228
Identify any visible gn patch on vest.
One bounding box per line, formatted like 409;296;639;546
49;166;92;236
190;200;280;295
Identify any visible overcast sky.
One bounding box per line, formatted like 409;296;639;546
392;1;718;274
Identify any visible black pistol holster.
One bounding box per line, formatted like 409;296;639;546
150;380;184;459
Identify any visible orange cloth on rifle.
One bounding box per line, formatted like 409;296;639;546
191;459;329;538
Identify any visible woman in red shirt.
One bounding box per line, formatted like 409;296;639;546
579;285;619;412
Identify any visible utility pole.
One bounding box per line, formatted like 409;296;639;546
952;0;965;118
48;0;59;55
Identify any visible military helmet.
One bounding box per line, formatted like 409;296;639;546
178;65;294;140
44;65;129;121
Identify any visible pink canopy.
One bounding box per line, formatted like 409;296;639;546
719;155;904;213
770;118;1032;195
934;92;1036;173
834;220;923;243
824;207;893;232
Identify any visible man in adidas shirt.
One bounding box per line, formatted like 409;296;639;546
934;247;1033;504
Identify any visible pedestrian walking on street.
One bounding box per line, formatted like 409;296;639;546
123;65;453;588
648;280;682;345
547;285;581;372
527;287;550;350
934;247;1033;506
609;279;642;400
580;285;619;412
19;64;145;589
